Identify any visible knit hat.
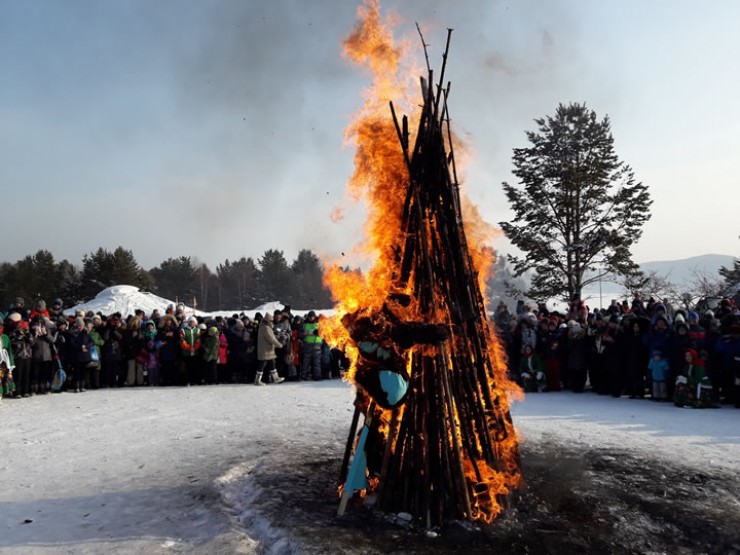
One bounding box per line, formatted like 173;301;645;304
209;326;219;336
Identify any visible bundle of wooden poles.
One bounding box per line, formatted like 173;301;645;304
338;29;520;527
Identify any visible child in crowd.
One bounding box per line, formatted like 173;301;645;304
648;350;670;401
674;348;715;408
519;344;547;392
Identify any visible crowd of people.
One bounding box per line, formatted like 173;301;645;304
494;294;740;408
0;297;347;401
2;293;740;411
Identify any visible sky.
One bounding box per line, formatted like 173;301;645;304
1;0;738;271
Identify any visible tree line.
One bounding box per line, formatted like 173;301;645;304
0;247;334;312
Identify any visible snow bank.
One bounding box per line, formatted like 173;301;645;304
65;285;336;320
64;285;199;318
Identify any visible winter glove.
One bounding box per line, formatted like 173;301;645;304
676;375;688;385
536;372;545;381
521;372;531;379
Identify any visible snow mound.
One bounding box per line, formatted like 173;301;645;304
64;285;198;318
65;284;336;320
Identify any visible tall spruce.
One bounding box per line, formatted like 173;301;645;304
80;247;149;298
500;103;652;302
258;249;299;307
291;249;332;309
149;256;200;305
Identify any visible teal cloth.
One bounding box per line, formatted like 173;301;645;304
379;370;408;406
344;425;370;491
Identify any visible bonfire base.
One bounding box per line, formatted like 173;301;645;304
246;442;739;554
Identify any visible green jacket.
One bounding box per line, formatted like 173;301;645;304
1;334;15;369
302;322;322;344
202;335;219;362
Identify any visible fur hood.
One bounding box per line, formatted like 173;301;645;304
158;314;178;330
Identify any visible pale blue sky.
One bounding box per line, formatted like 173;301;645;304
1;0;738;269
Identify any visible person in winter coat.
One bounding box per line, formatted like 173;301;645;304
122;316;145;386
543;322;563;391
9;320;32;397
518;344;547;392
566;322;588;392
8;298;29;322
101;317;124;387
30;319;55;394
202;326;220;384
217;326;229;383
648;350;670;401
156;314;180;386
180;316;202;385
86;318;105;389
72;318;94;392
29;300;50;321
714;322;740;406
272;311;292;378
601;316;625;397
674;349;715;408
0;321;16;401
226;319;251;383
48;299;64;320
255;313;285;385
623;319;649;398
300;311;323;381
142;321;159;386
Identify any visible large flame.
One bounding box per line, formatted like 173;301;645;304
327;0;521;524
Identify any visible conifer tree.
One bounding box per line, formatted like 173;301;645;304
500;103;652;302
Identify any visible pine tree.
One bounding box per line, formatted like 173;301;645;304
80;247;148;298
291;249;332;309
719;259;740;295
215;257;263;310
500;103;652;302
259;249;299;306
149;256;199;304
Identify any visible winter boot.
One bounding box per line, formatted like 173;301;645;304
269;370;285;385
254;372;266;386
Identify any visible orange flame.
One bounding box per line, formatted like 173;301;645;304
327;0;522;524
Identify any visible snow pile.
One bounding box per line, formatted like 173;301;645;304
64;285;199;318
65;285;336;320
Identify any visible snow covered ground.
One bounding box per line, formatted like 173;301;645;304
1;382;738;554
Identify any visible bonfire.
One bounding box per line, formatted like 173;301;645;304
326;1;521;527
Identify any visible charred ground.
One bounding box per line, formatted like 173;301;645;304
244;441;740;554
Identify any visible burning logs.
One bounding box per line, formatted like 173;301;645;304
337;29;521;526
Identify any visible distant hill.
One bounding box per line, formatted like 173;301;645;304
637;254;735;286
578;254;735;308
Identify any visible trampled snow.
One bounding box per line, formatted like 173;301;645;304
1;382;737;553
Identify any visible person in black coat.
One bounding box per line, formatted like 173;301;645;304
71;319;94;392
623;318;649;398
601;316;625;397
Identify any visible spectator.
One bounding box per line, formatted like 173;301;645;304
518;344;546;392
9;319;32;397
674;349;715;408
255;313;284;386
300;311;323;381
179;316;202;386
648;350;670;401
